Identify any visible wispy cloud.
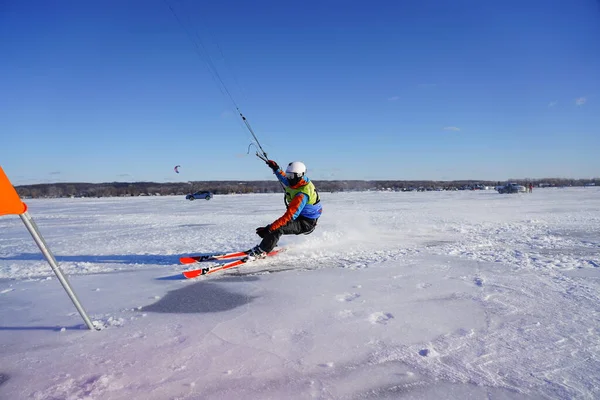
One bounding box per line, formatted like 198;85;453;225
49;171;62;175
575;97;587;106
548;101;558;108
388;96;400;101
443;126;461;131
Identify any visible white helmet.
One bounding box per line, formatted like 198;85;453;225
285;161;306;184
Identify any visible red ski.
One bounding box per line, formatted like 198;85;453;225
180;251;249;265
182;248;284;279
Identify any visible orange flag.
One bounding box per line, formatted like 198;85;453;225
0;166;27;216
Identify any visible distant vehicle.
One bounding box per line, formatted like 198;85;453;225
497;183;527;194
186;191;213;201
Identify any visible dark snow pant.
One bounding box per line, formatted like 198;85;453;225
259;216;318;253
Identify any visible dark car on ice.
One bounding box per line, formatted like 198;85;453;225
496;183;526;194
186;191;213;201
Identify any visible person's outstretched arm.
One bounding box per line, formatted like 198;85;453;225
266;160;290;186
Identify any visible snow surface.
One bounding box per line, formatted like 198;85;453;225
1;188;599;400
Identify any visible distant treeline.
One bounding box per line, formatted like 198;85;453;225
14;178;598;199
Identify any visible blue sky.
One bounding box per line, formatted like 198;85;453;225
1;0;599;185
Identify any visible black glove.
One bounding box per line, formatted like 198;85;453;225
266;160;279;172
256;226;270;238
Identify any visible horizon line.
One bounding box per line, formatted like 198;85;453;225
14;177;599;187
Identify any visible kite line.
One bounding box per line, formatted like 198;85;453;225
163;0;271;163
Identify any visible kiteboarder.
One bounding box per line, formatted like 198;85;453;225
247;160;322;258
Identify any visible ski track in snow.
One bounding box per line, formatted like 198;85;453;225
1;189;600;399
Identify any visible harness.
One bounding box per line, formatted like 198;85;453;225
284;181;320;206
284;181;320;234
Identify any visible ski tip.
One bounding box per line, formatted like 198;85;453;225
269;247;286;256
180;257;199;265
182;270;203;279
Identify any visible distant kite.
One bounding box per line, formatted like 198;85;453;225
174;165;181;174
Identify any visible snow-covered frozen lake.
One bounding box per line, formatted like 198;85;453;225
1;188;599;399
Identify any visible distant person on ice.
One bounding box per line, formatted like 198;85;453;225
247;160;322;258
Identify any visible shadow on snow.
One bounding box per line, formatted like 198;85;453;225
0;373;8;387
0;324;86;332
141;278;260;314
0;253;197;266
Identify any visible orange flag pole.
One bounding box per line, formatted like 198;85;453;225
0;166;95;330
